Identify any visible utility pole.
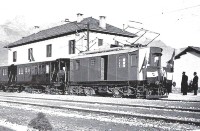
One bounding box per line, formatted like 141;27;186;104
87;22;90;51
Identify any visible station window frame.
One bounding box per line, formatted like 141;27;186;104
13;51;17;62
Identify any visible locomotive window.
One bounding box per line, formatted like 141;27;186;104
153;55;160;66
119;55;126;68
70;61;73;70
130;54;137;66
90;58;95;66
75;60;80;70
25;67;31;74
2;69;7;76
18;68;24;75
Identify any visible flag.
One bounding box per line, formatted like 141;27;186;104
167;49;175;64
139;53;147;73
166;49;175;72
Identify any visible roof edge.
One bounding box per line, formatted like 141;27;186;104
175;46;200;59
6;29;135;48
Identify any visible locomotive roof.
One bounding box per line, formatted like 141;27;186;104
71;47;144;59
5;17;136;48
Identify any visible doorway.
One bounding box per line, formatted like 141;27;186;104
100;56;108;80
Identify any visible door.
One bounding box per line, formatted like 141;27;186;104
100;56;108;80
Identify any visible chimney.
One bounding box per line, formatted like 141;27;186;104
99;16;106;29
77;13;83;23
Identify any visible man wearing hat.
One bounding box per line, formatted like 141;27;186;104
181;72;188;95
193;72;198;95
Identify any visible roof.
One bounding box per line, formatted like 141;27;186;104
71;47;139;59
6;17;136;48
175;46;200;59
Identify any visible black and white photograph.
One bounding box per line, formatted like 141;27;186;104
0;0;200;130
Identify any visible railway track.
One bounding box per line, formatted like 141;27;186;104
0;94;200;127
1;95;200;112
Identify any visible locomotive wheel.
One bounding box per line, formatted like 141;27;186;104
84;88;95;96
68;87;75;95
84;88;91;96
161;88;168;96
113;88;123;98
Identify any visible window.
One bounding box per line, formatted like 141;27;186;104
38;65;45;74
75;60;80;70
25;67;31;74
28;48;35;61
119;55;126;68
46;65;50;74
46;44;52;57
153;55;160;66
130;54;137;66
2;69;7;76
13;51;17;62
31;66;38;75
18;68;24;75
98;39;103;46
90;58;95;66
34;66;38;74
69;40;75;54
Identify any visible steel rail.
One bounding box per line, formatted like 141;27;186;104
0;99;200;126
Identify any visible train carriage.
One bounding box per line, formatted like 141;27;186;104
0;46;167;99
2;59;70;93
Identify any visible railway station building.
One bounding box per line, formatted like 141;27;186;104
174;46;200;88
5;14;136;65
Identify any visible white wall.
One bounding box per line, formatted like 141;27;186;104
173;51;200;87
8;31;131;65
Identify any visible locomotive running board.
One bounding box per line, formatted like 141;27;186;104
146;95;168;99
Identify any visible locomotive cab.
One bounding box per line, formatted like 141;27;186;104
145;47;168;98
146;47;162;84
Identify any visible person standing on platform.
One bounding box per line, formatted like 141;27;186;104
193;72;198;95
181;72;188;95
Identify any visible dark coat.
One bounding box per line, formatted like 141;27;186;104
181;74;188;92
193;75;198;90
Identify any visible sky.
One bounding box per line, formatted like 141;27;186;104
0;0;200;48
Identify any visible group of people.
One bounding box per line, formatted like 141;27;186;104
181;72;198;95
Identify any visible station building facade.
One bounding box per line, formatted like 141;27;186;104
6;14;136;65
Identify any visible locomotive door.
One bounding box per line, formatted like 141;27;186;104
100;56;108;80
129;53;138;80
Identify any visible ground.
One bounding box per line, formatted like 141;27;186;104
0;91;199;131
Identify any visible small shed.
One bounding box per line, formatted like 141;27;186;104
174;46;200;88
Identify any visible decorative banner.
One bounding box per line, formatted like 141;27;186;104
147;71;158;77
166;72;173;80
